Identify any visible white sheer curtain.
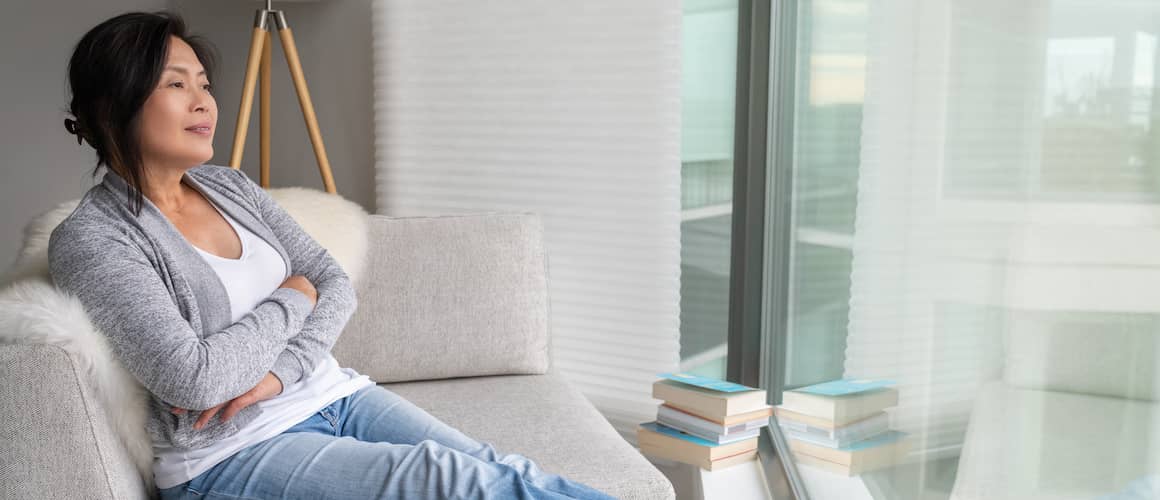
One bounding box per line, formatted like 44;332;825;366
369;0;683;440
844;0;1160;461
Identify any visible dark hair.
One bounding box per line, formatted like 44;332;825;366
63;11;218;216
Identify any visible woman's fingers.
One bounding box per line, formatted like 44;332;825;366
218;396;251;424
190;397;252;430
170;407;185;414
194;403;224;430
187;373;275;430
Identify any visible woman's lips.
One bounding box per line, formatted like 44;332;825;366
186;126;212;136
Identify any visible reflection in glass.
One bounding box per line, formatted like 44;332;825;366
779;1;1160;498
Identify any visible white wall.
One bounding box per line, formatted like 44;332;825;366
0;0;376;269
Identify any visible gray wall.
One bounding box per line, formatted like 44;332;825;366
1;0;375;270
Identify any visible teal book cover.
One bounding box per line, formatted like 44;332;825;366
657;372;758;393
793;379;896;397
641;421;728;447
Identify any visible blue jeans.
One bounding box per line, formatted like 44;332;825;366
158;384;617;499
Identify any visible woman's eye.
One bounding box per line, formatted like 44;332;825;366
203;84;213;92
170;81;184;88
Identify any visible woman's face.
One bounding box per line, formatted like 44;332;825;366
138;36;217;172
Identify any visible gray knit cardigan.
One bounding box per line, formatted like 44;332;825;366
47;164;357;451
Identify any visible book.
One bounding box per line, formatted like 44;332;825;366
791;445;905;476
641;444;759;471
657;372;758;393
791;452;867;476
790;379;896;397
652;379;768;419
779;384;898;424
773;406;857;429
657;404;769;438
787;430;909;469
665;403;773;427
778;411;889;449
655;420;761;445
637;421;759;471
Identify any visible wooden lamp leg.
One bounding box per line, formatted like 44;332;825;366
271;12;337;194
259;29;272;188
231;6;338;194
229;12;270;170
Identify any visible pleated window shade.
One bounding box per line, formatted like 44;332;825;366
370;0;683;440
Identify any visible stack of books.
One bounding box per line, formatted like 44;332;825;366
775;379;910;476
636;373;773;471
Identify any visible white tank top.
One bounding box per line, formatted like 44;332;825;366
152;197;374;489
189;199;286;323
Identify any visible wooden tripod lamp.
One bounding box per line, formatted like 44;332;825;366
229;0;337;194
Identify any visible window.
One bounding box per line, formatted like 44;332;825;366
728;0;1160;498
681;0;739;380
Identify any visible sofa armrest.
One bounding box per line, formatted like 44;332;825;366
333;212;552;383
0;343;148;500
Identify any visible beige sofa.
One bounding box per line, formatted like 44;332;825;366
0;194;674;499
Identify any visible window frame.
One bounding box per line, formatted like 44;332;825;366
727;0;808;498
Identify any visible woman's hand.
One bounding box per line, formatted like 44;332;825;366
280;275;318;307
171;371;284;430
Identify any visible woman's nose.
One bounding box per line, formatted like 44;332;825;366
192;90;213;113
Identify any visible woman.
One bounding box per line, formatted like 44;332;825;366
48;11;616;500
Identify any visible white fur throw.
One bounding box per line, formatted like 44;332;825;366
0;187;368;495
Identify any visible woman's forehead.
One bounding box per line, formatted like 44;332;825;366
164;39;206;75
163;63;206;76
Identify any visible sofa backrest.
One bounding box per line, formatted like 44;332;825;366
333;212;552;383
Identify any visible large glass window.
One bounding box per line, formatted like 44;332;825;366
681;0;739;380
775;0;1160;498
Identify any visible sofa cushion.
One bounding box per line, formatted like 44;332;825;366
335;213;551;383
382;371;675;500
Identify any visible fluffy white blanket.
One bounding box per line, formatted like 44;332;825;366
0;187;368;495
